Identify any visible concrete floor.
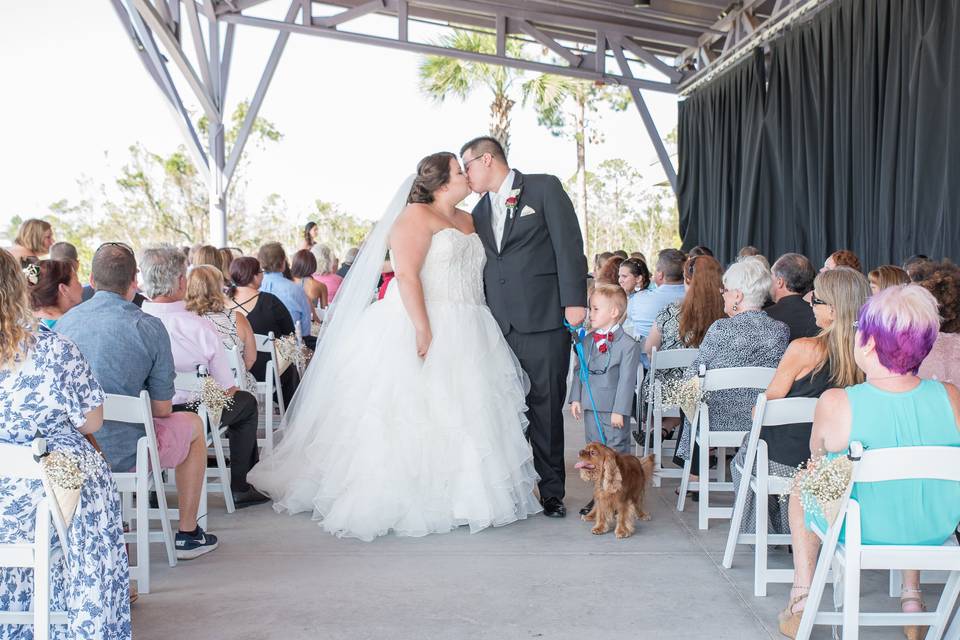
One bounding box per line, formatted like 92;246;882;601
132;414;943;640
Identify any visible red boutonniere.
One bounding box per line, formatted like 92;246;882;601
598;342;609;354
505;188;522;219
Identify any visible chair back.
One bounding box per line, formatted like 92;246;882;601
650;347;699;373
174;370;202;393
700;365;776;393
0;442;45;481
103;391;160;469
853;444;960;484
225;345;244;388
254;331;275;354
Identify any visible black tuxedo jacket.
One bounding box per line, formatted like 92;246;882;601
472;170;588;334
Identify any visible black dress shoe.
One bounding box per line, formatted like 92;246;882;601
579;499;595;516
233;488;270;509
542;497;566;518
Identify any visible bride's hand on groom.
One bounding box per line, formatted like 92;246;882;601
564;306;587;327
416;327;432;358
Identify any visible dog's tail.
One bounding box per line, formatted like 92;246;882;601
638;454;655;484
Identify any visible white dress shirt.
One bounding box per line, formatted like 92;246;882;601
490;169;516;251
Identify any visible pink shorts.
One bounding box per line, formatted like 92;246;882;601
151;413;196;469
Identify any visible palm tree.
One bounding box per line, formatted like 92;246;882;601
418;30;526;154
523;75;629;253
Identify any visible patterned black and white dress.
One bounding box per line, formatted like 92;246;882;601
640;301;684;406
675;310;789;461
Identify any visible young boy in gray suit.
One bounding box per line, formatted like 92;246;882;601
570;284;643;455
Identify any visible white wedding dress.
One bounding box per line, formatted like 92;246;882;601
248;227;542;541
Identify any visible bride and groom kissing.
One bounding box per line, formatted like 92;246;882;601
247;136;589;541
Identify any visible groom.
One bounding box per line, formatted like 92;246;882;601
461;136;588;518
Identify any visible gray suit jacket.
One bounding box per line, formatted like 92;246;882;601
569;327;643;417
472;170;588;334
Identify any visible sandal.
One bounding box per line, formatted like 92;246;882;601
900;587;927;640
777;586;809;639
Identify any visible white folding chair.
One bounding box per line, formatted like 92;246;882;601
796;443;960;640
677;365;777;530
0;441;70;638
638;346;700;487
225;345;245;389
254;332;286;454
105;391;178;593
722;393;819;595
174;371;235;514
293;324;306;376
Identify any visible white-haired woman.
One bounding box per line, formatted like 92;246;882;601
310;243;342;302
675;257;791;473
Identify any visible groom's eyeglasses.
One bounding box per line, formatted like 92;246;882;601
463;154;487;172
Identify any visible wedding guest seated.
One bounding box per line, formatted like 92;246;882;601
731;267;869;535
821;248;861;273
867;264;910;293
612;249;628;260
919;260;960;385
290;249;328;315
778;285;960;639
0;249;131;636
218;247;235;281
227;256;299;405
595;255;623;286
336;246;359;278
186;265;258;393
49;240;80;271
258;242;312;340
192;244;223;271
675;257;790;483
767;253;818;341
139;245;267;509
903;254;932;282
6;218;54;264
738;245;762;258
310;243;342;302
25;259;83;331
620;258;652;337
688;245;714;258
628;248;687;345
629;251;647;263
82;241;148;307
56;243;218;558
591;251;614;278
641;255;725;444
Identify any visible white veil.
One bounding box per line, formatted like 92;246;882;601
269;175;415;451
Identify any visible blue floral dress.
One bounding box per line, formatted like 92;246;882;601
0;332;131;639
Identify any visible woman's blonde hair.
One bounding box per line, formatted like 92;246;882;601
193;245;223;271
0;249;36;368
185;265;227;315
14;219;52;254
811;267;870;387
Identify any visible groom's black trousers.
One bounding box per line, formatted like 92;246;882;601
505;327;571;501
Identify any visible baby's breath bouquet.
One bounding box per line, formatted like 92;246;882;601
40;449;102;525
660;376;704;420
189;376;234;428
275;334;312;374
790;455;854;527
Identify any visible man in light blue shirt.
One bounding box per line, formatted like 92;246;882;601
628;248;687;342
257;242;313;338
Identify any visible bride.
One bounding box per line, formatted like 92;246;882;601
248;152;542;541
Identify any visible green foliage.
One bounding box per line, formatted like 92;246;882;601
418;30;527;153
567;158;680;258
522;75;629;144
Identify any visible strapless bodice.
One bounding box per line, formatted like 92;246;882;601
417;228;487;305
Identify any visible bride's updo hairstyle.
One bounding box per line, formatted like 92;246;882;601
407;152;457;204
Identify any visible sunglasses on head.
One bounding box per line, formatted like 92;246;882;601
810;294;829;306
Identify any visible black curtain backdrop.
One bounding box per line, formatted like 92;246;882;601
678;0;960;268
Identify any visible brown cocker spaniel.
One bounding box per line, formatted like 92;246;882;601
575;443;654;539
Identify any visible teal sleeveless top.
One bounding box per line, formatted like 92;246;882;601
807;379;960;545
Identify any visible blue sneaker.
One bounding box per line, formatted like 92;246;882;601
175;527;219;560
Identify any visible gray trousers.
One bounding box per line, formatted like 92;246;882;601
583;410;632;454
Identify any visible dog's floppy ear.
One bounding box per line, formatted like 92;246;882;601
601;451;623;493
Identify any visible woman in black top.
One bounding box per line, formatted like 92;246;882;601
228;257;299;404
730;267;870;534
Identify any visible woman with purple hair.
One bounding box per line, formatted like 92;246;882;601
778;285;960;639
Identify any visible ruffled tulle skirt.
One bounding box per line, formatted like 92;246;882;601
247;290;542;542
